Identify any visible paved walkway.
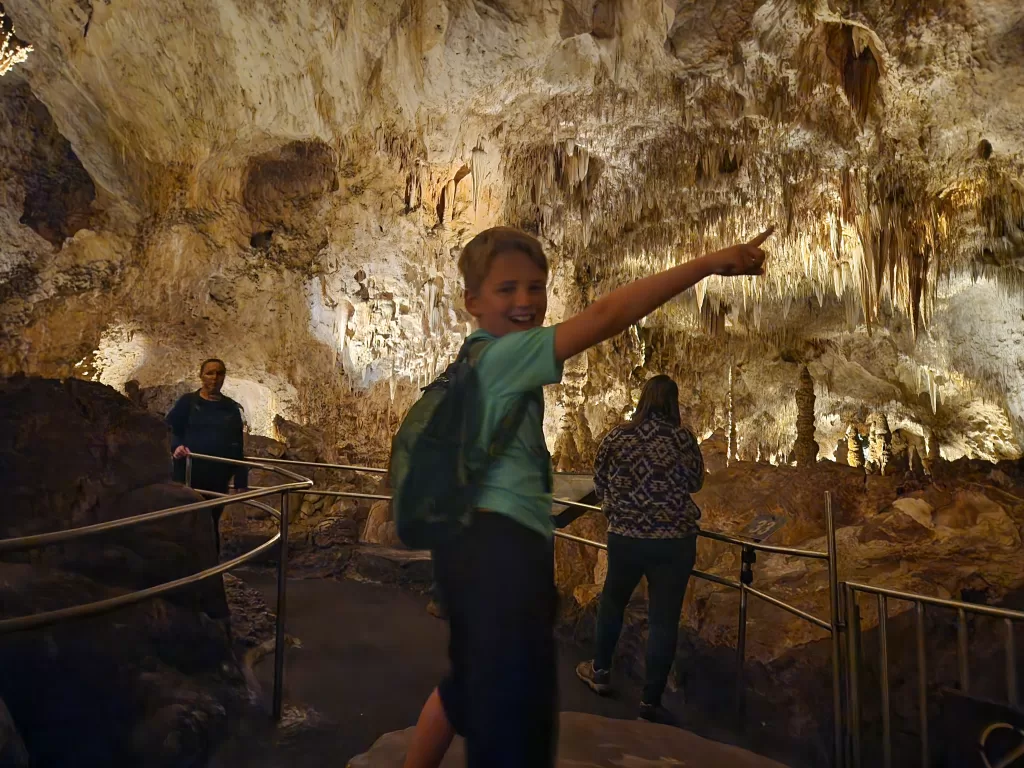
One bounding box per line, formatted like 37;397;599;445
214;571;791;767
214;571;646;767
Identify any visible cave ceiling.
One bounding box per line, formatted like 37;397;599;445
0;0;1022;461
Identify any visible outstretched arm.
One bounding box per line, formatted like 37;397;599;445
553;229;773;363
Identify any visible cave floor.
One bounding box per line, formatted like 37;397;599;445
212;570;793;767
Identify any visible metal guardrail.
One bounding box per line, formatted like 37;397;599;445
13;446;1018;764
844;581;1024;768
247;455;844;765
547;488;842;763
0;452;313;723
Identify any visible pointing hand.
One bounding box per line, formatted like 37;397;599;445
710;227;774;277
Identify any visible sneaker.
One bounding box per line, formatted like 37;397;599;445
638;701;679;726
575;660;611;695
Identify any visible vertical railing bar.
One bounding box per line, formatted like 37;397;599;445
272;490;290;721
1006;619;1018;709
957;608;970;693
915;602;929;768
878;594;892;768
736;580;749;723
825;491;844;768
185;453;193;488
848;585;862;768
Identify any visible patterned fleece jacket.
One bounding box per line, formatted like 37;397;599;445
593;414;704;539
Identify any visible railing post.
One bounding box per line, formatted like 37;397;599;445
736;545;755;722
848;585;862;768
185;453;193;488
878;594;892;768
956;609;970;693
272;490;290;721
1006;619;1018;709
826;491;844;768
915;603;929;768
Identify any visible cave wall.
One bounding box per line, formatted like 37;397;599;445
0;0;1020;463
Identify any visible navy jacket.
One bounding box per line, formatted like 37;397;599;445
166;391;248;489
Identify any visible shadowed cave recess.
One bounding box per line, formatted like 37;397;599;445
1;1;1023;767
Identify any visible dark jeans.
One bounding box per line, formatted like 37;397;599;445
435;512;558;768
174;459;231;556
594;533;697;705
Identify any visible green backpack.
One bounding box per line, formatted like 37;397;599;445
390;336;533;550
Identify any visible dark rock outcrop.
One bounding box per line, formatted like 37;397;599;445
0;696;27;768
0;376;251;767
347;712;790;767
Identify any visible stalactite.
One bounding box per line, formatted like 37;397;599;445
793;366;817;466
470;144;485;215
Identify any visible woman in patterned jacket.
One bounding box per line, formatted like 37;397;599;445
575;374;704;725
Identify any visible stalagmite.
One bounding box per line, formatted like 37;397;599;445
846;425;865;468
793;366;817;467
865;412;893;475
727;363;737;466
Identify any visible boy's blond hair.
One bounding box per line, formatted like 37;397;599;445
458;227;549;293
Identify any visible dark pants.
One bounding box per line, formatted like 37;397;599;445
594;533;697;705
174;459;231;556
435;512;558;768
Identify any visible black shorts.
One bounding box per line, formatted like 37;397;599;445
434;512;558;768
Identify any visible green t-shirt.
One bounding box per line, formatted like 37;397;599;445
469;326;564;539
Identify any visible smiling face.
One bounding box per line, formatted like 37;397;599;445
464;249;548;337
199;361;226;396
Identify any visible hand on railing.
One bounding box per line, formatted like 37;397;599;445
172;445;190;459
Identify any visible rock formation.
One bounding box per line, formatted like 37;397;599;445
0;376;252;767
347;712;790;768
793;366;817;466
0;0;1019;467
557;459;1024;766
0;2;1023;761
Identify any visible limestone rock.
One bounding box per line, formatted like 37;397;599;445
0;376;250;767
362;500;401;548
0;0;1021;467
346;712;789;767
701;429;730;474
245;434;287;460
0;697;27;768
273;416;330;464
559;460;1024;765
349;546;433;592
223;573;275;652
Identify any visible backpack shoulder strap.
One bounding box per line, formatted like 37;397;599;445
462;336;489;365
485;390;539;460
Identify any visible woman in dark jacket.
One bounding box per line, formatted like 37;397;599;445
166;358;248;555
575;374;704;725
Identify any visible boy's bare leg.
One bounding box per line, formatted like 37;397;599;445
402;687;455;768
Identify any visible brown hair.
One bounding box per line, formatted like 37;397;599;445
458;226;549;293
199;358;226;375
627;374;681;428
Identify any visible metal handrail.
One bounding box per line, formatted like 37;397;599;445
845;580;1024;768
0;452;313;723
549;495;830;560
0;481;305;554
246;456;600;479
245;453;843;763
846;581;1024;621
